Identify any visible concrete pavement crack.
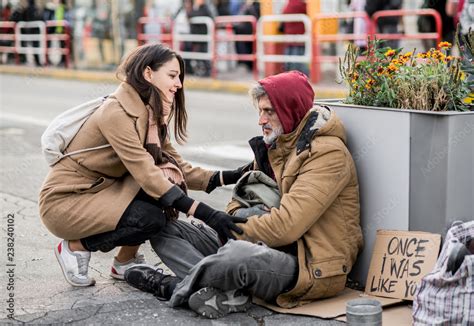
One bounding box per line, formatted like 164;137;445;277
63;305;102;325
19;311;49;324
89;265;109;279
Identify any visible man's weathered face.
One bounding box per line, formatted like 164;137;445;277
258;95;283;144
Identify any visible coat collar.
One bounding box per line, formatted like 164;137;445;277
111;82;148;144
274;105;332;155
111;82;147;118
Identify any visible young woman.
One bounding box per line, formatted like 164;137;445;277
39;43;248;287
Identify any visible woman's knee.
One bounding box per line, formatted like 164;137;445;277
124;199;167;233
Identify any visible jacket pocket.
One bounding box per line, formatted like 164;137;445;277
302;257;349;300
79;177;115;194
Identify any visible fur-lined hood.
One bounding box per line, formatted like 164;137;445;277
274;104;347;156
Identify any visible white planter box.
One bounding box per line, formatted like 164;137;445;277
315;100;474;285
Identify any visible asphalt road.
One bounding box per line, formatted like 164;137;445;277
0;73;343;325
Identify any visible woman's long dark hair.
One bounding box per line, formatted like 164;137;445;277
116;43;187;144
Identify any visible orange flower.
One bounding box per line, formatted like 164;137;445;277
385;49;396;57
399;52;413;63
365;79;376;89
387;63;398;73
445;55;454;62
417;52;428;59
438;41;452;49
431;50;445;61
391;58;403;65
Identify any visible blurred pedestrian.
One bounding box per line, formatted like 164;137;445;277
188;0;213;77
0;2;13;63
365;0;402;49
281;0;309;76
143;1;162;43
214;0;230;16
229;0;242;15
39;43;249;288
350;0;368;53
458;0;473;37
90;0;110;64
1;2;12;21
446;0;464;27
233;0;260;71
10;0;43;66
52;0;70;66
418;0;455;51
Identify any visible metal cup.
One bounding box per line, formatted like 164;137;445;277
346;298;382;326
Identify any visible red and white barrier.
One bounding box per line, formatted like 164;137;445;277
136;17;173;47
0;20;72;67
311;11;372;83
45;20;72;68
0;21;19;64
256;14;312;79
372;9;442;46
213;15;257;79
173;16;215;62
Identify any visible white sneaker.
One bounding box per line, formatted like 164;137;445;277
110;253;151;280
54;240;96;287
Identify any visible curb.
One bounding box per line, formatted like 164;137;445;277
0;65;348;98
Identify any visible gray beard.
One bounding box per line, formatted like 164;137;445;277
263;125;283;145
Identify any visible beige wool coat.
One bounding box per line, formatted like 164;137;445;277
227;106;363;308
39;82;214;240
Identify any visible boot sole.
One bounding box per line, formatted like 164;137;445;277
188;287;251;319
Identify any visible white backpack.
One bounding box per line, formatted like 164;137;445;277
41;96;111;167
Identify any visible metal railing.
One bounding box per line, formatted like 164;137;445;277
136;17;173;47
213;15;257;79
1;20;72;67
15;21;47;65
0;21;19;63
173;16;215;62
372;9;442;47
311;11;372;83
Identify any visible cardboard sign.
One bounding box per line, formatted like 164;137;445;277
365;230;441;300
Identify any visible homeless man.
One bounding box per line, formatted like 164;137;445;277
124;70;364;319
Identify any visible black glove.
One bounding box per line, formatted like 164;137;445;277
206;162;254;193
158;186;247;243
193;202;247;243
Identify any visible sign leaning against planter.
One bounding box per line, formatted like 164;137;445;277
314;32;474;285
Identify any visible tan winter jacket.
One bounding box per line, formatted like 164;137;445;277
39;82;214;240
227;106;363;308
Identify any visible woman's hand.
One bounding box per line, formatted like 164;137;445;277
205;162;253;193
200;210;247;243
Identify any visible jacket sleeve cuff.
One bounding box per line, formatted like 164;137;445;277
158;185;194;213
205;171;221;193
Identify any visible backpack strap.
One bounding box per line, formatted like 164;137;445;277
60;144;112;160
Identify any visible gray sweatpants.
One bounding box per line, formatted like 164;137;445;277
150;219;298;307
